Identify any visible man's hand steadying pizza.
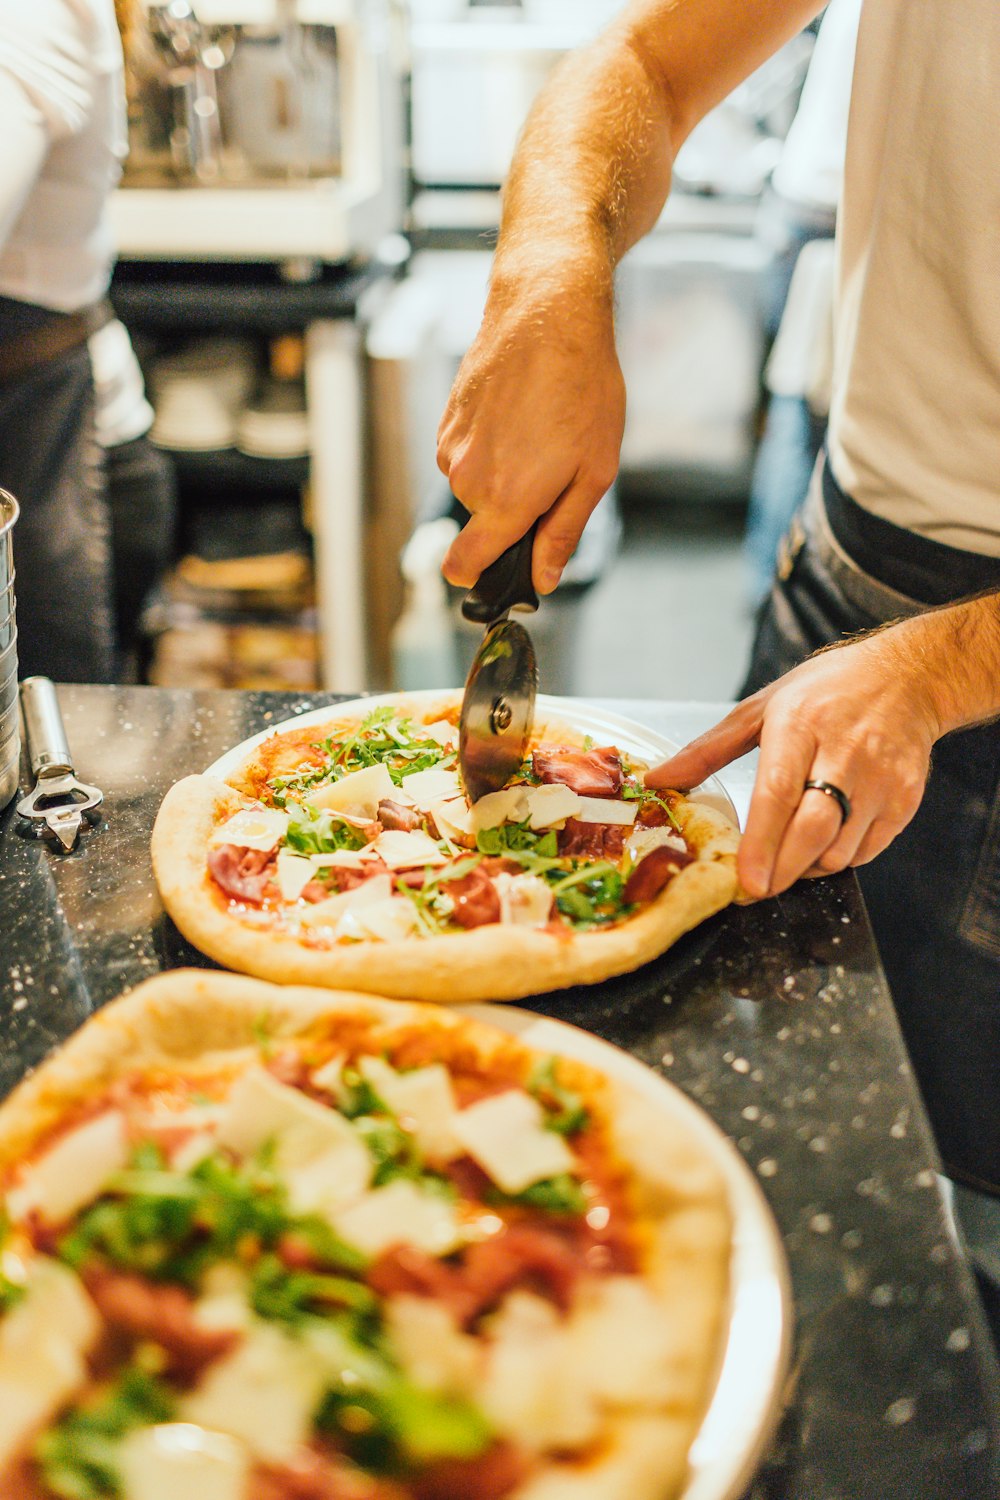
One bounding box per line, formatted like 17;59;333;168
645;596;1000;900
438;256;626;596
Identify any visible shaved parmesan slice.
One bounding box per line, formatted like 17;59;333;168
452;1091;575;1195
335;896;419;944
480;1291;600;1450
421;719;458;748
194;1267;253;1336
298;873;393;929
208;806;288;852
6;1111;128;1225
468;786;528;832
524;783;581;829
369;829;450;870
0;1257;100;1468
385;1295;481;1394
573;797;638;826
275;849;315;902
305;763;394;819
215;1068;372;1212
310;1053;346;1094
493;872;554;929
180;1323;330;1464
357;1057;460;1161
335;1179;464;1258
117;1423;250;1500
431;797;473;842
626;825;688;860
399;766;462;808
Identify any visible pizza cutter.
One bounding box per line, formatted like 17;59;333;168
16;676;103;851
459;525;539;803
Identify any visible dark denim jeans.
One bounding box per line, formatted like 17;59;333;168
741;457;1000;1199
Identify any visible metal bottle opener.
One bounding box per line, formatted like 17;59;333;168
16;677;103;850
458;525;540;803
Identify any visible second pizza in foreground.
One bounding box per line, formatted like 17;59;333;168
0;970;733;1500
151;699;740;1002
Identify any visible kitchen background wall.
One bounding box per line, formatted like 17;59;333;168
110;0;829;704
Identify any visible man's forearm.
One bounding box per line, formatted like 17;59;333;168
884;591;1000;737
491;0;824;294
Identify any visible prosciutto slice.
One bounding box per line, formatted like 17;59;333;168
83;1266;239;1378
532;745;622;797
624;844;693;904
557;818;626;861
207;844;276;904
368;1225;584;1329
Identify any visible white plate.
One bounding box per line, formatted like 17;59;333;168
204;690;741;828
459;1004;792;1500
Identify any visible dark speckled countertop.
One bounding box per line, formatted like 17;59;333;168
1;685;998;1500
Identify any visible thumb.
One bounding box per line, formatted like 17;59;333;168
645;698;765;790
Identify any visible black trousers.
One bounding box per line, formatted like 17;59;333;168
0;344;174;683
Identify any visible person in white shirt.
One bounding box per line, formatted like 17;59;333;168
0;0;173;681
435;0;1000;1339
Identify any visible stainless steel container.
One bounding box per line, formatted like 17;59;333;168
0;491;19;811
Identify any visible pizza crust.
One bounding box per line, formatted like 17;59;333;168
151;766;739;1004
0;971;732;1500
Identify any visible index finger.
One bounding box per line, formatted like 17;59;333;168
644;696;766;791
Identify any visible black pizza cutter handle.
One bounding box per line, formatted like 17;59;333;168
461;522;540;626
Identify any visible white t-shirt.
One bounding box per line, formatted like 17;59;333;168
0;0;151;445
827;0;1000;556
0;0;125;309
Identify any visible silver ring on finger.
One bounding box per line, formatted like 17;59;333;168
802;779;852;828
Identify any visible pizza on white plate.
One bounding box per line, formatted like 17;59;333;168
151;699;740;1002
0;970;732;1500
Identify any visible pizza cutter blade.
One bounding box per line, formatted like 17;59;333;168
459;527;539;804
16;676;103;851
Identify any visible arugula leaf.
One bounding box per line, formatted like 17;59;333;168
0;1269;25;1314
352;1113;423;1186
284;802;367;856
549;861;633;928
249;1252;378;1328
487;1173;587;1216
269;711;456;804
619;774;682;832
337;1065;391;1120
393;878;448;937
476;822;558;858
60;1144;316;1286
316;1378;493;1473
35;1366;175;1500
527;1056;589;1136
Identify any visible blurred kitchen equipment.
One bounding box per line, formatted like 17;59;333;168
459;528;539;803
114;0;402;262
126;0;338;185
142;0;232;181
0;491;18;811
16;678;104;851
